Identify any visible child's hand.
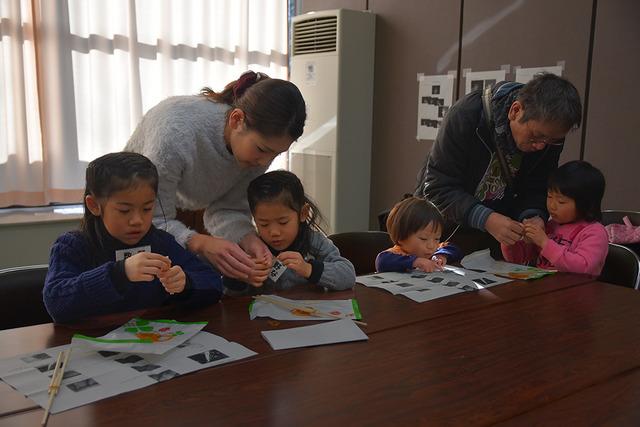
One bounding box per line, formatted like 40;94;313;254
524;222;548;248
277;251;312;279
522;216;545;243
158;265;186;294
431;254;447;268
413;257;443;273
247;256;271;288
124;252;171;282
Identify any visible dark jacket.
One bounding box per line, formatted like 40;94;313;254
416;87;562;228
44;225;223;323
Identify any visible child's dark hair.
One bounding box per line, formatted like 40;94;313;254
517;73;582;130
386;197;445;244
247;170;323;254
201;71;306;141
81;152;159;242
548;160;605;222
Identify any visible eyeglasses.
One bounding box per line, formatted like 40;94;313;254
527;136;564;146
525;121;565;146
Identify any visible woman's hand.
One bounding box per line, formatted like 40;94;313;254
158;265;186;294
413;257;443;273
277;251;312;279
246;257;272;287
188;234;255;280
240;233;273;265
124;252;171;282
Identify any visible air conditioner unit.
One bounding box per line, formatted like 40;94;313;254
289;9;375;234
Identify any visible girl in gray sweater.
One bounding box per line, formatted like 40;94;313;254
225;171;355;293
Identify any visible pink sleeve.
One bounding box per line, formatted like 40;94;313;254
501;240;540;265
540;223;609;276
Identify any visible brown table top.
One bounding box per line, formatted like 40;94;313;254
2;275;633;426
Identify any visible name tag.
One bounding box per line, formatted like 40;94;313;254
269;259;287;282
115;245;151;261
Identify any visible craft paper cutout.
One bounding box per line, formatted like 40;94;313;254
71;318;207;355
249;296;362;321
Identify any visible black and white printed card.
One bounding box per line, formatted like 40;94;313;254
269;259;287;282
115;245;151;261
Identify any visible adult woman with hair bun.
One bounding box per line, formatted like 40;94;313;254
125;71;307;284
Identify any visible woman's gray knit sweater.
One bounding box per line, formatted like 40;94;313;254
125;95;267;247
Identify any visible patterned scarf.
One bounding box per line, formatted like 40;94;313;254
474;84;523;202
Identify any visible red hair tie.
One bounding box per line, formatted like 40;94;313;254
233;71;268;100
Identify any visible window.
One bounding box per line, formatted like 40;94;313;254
0;0;289;208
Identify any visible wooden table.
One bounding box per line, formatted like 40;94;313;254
2;275;639;426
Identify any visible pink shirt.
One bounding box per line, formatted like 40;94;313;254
501;220;609;276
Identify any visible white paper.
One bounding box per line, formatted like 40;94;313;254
417;74;456;140
357;267;511;303
461;249;556;280
261;319;368;350
0;332;256;414
514;65;562;84
250;296;361;321
465;70;507;94
71;318;207;355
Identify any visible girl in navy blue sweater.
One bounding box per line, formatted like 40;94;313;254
376;197;462;272
44;152;222;323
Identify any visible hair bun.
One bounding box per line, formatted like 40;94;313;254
233;71;269;100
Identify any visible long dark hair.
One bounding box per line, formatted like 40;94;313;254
81;152;159;248
386;196;445;245
548;160;605;222
247;170;323;255
201;71;306;141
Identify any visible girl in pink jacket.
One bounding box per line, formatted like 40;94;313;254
501;161;608;276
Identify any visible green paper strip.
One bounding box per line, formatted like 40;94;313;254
132;318;208;325
72;334;154;344
351;299;362;320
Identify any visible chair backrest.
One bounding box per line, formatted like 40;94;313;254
0;264;52;330
601;210;640;226
328;231;393;275
599;243;640;290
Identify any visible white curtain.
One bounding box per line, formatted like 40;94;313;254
0;0;288;207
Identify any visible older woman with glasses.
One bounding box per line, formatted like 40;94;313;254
415;73;582;253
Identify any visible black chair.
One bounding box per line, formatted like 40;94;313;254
0;264;52;330
601;210;640;227
328;231;393;275
377;209;390;232
599;243;640;290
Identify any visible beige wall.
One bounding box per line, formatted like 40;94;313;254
299;0;640;229
0;220;80;269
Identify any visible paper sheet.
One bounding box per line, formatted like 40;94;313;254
249;296;362;321
461;249;556;280
417;74;456;140
0;332;256;414
464;70;507;94
514;65;563;83
261;319;368;350
357;267;511;303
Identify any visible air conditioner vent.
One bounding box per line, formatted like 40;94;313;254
293;16;337;55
